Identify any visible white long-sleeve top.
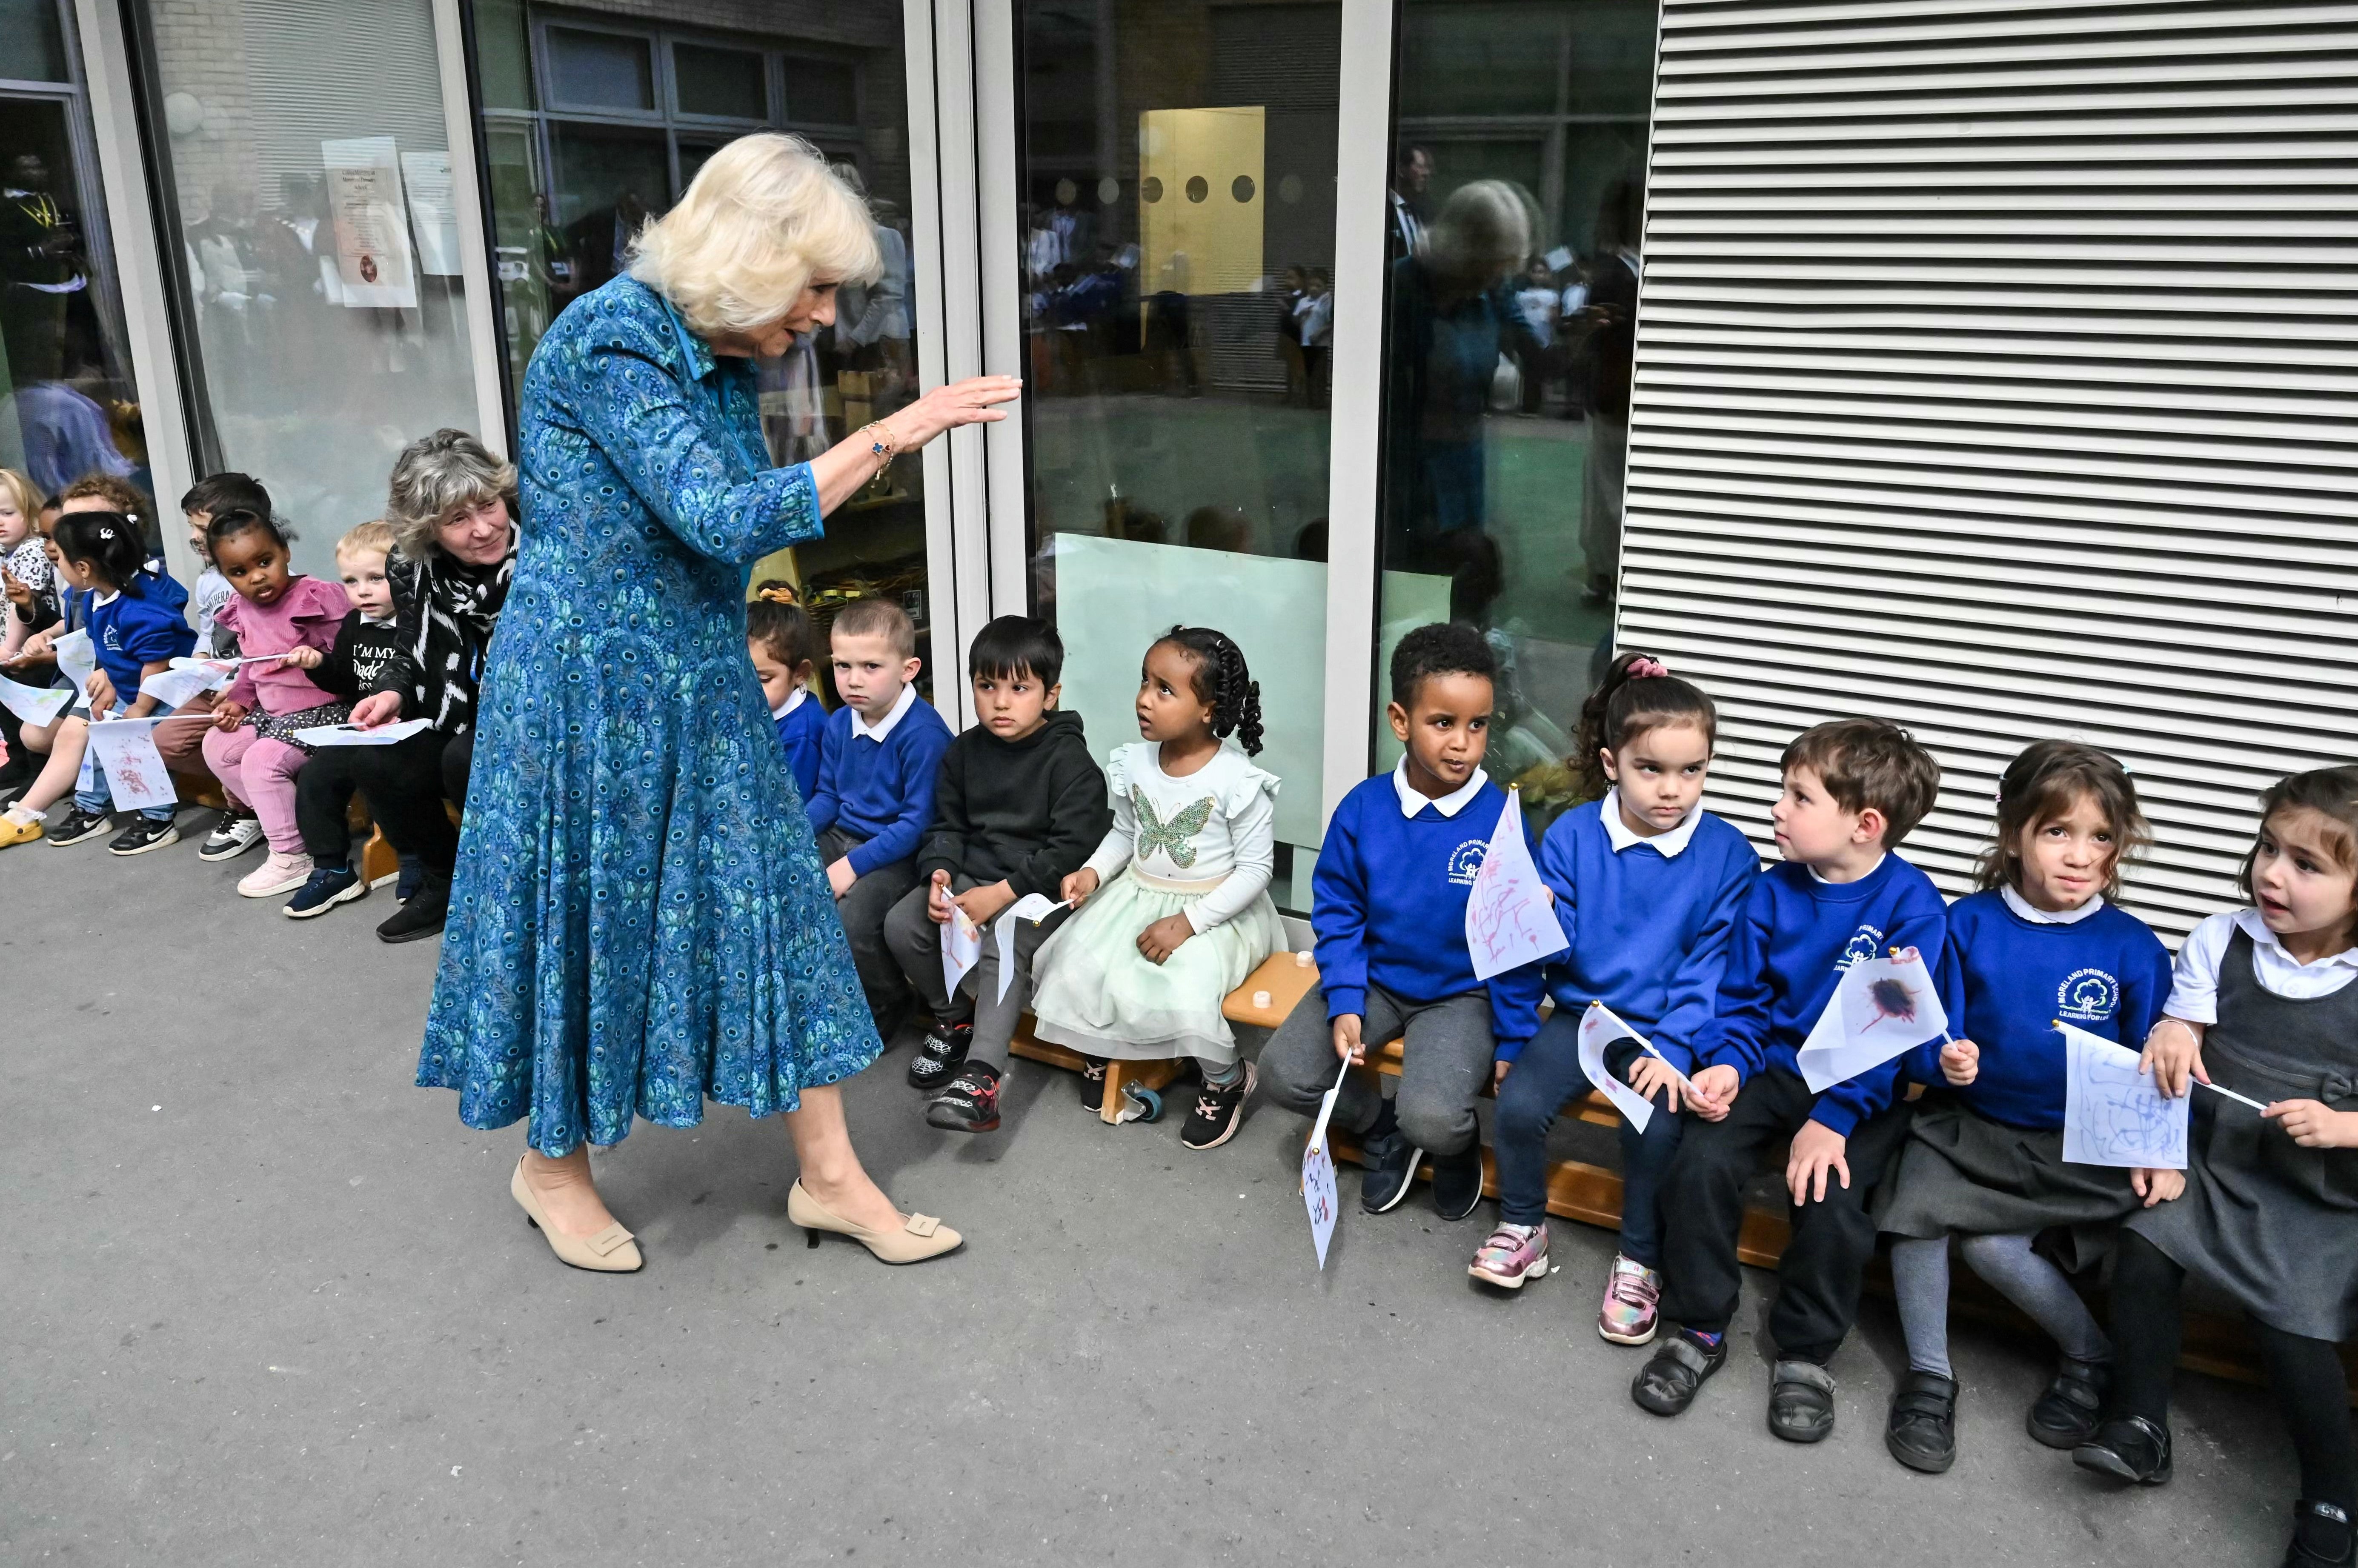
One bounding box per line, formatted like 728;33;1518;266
1082;741;1280;934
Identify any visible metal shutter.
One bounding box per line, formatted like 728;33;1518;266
1617;0;2358;941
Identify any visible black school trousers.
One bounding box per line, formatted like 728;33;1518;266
1657;1064;1914;1364
295;728;473;871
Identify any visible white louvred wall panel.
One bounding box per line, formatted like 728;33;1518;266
1617;0;2358;942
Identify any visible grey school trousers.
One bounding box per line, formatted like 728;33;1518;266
881;875;1071;1070
1256;980;1495;1157
816;827;921;1022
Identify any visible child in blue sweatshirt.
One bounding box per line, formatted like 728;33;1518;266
1473;653;1758;1347
804;597;953;1040
1257;623;1546;1222
1634;717;1947;1444
747;580;824;799
1875;741;2171;1474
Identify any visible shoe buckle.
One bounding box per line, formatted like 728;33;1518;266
905;1214;939;1237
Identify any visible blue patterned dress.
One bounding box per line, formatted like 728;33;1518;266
417;274;882;1155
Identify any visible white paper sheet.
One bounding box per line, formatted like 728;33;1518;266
941;903;983;999
2060;1020;2190;1169
136;665;220;712
291;717;433;748
1464;788;1568;982
83;716;178;812
1798;949;1951;1093
50;628;96;694
0;672;71;726
1301;1056;1350;1268
1577;1000;1659;1132
992;893;1070;1002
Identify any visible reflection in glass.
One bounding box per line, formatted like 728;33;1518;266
0;45;145;508
477;3;932;700
1016;0;1342;911
1375;0;1654;834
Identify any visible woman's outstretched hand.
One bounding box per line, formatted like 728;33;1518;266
887;376;1023;449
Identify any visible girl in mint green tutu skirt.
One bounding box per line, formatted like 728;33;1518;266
1030;626;1285;1150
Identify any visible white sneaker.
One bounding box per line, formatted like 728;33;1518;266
199;814;266;862
238;850;313;899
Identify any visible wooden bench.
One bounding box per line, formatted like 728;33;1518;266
358;802;463;888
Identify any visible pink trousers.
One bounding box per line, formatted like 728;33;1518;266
200;726;310;855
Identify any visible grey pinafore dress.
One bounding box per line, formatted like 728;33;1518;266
2125;928;2358;1341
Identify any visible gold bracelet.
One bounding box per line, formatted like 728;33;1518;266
858;420;897;468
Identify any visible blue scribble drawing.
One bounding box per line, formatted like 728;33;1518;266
2062;1026;2189;1169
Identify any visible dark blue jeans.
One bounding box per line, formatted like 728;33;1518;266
1492;1009;1685;1263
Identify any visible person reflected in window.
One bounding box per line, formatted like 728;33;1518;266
1388;143;1432;261
1380;179;1545;608
1577;176;1643;605
1294;267;1333;410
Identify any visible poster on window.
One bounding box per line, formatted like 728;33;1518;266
399;151;462;277
321;136;418;308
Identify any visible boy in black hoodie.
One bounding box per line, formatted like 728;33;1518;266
886;614;1111;1132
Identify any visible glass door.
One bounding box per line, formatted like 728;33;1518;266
1010;0;1342;909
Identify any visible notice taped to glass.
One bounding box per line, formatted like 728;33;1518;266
322;136;418;308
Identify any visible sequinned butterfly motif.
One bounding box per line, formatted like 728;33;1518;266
1135;787;1215;868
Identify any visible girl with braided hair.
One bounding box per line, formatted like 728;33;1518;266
1030;625;1286;1149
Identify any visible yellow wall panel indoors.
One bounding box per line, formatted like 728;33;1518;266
1136;106;1263;300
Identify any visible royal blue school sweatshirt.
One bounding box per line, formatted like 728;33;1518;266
73;578;195;701
805;691;954;877
1900;888;2174;1131
1534;797;1760;1069
1692;853;1950;1136
1311;768;1548;1056
773;691;826;800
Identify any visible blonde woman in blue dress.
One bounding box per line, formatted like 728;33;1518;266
1031;627;1286;1150
414;134;1018;1272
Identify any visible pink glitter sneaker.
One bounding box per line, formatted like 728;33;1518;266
1468;1222;1549;1289
1598;1254;1662;1345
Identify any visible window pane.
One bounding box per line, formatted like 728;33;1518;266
545;25;653;112
1016;0;1340;910
472;0;535;110
675;43;766;120
140;0;492;579
1;0;69;81
1375;0;1654;835
781;56;858;126
0;96;143;504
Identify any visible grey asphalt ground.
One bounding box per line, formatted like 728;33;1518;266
2;830;2304;1567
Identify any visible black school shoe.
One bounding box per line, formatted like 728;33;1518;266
2288;1501;2358;1568
48;807;113;846
1768;1359;1838;1443
1431;1144;1485;1221
1633;1331;1726;1416
1885;1371;1959;1473
1358;1127;1424;1214
108;816;180;856
1180;1062;1256;1151
926;1062;1001;1132
377;868;449;943
2072;1414;2173;1485
908;1020;971;1089
2026;1358;2109;1449
1078;1055;1110;1112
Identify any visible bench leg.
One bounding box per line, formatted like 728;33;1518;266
360;826;401;886
1102;1058;1185;1125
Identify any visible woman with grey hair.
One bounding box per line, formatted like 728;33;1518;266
287;426;518;940
399;134;1017;1274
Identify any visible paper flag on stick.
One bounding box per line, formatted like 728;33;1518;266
82;716;179;812
993;894;1070;1002
2059;1020;2189;1169
1578;1001;1661;1133
0;672;71;727
1797;948;1950;1094
1301;1056;1349;1268
1463;788;1568;982
941;904;983;999
50;628;96;693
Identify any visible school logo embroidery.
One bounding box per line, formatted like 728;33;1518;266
1837;924;1886;971
2057;968;2121;1023
1446;839;1488;886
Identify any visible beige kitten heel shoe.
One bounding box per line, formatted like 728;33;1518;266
510;1157;644;1273
787;1180;962;1264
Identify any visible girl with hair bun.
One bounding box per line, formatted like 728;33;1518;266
1029;625;1286;1151
1474;651;1760;1350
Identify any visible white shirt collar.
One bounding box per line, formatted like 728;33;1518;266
95;589;119;607
1392;757;1488;820
2003;884;2104;925
1599;788;1700;858
1807;852;1886;885
848;681;917;743
771;686;808;722
2235;907;2358;971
